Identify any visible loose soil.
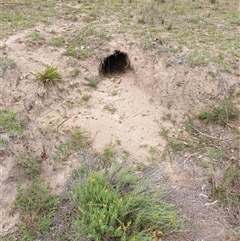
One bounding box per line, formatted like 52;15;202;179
1;2;240;240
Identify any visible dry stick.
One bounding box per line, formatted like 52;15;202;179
57;117;69;134
183;154;193;164
91;130;99;145
204;200;218;206
193;127;220;140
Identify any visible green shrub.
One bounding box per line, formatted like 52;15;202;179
69;164;181;240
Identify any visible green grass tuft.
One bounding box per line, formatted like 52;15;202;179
84;78;99;89
0;109;24;135
104;104;117;114
32;64;61;85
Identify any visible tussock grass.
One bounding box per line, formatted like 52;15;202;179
32;64;61;85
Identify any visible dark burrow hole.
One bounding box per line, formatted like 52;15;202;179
99;50;131;76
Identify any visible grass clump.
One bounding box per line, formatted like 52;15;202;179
32;64;61;85
198;99;239;124
18;153;42;179
100;143;116;166
49;37;65;47
0;56;16;74
69;164;181;240
53;142;69;162
84;78;99;89
0;109;24;135
13;179;58;240
104;104;117;114
26;30;45;45
68;128;92;150
70;68;80;78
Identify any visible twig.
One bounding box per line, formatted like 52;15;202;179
193;127;219;140
91;130;99;144
204;200;218;206
80;64;89;72
183;154;193;164
57;117;69;134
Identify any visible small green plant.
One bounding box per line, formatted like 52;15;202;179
198;99;239;124
71;15;78;22
84;78;98;89
159;125;169;139
32;64;61;85
101;143;116;166
122;149;130;160
65;45;78;57
13;179;58;240
82;94;91;102
0;109;23;135
184;117;195;133
163;173;171;180
53;142;69;162
0;56;16;74
111;90;118;96
149;146;158;156
27;30;45;45
167;101;173;109
66;100;74;109
18;153;41;179
69;164;181;240
104;104;117;114
116;139;121;145
161;112;172;121
68;128;91;150
50;37;65;47
215;163;240;203
70;68;80;78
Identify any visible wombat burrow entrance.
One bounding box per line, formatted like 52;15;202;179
99;50;131;76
